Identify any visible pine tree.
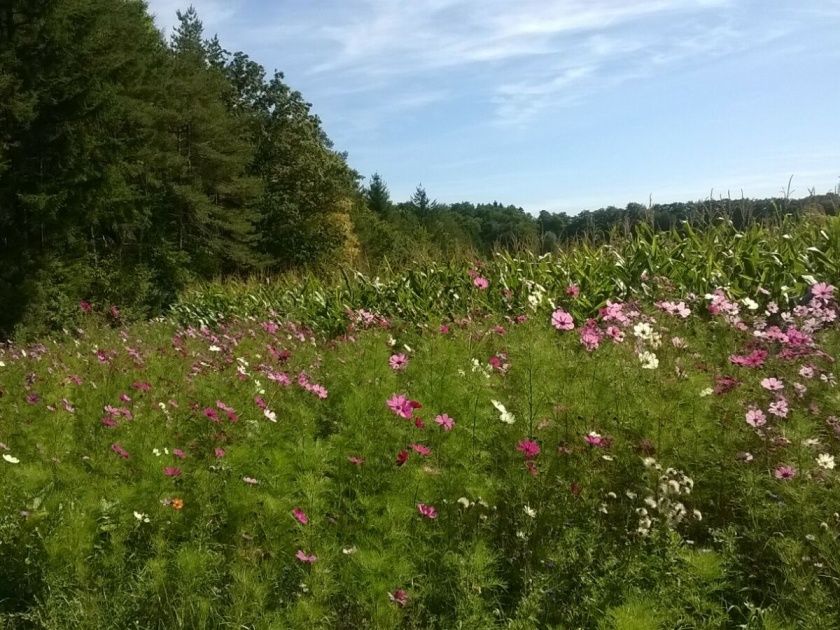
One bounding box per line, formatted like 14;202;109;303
366;173;391;215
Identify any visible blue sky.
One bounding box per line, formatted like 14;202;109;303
147;0;840;213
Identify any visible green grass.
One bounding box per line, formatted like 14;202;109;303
1;277;839;628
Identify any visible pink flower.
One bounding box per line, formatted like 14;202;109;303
110;443;130;459
410;443;431;457
774;465;797;480
811;282;834;301
292;508;309;525
132;381;151;392
390;589;409;607
295;550;318;564
768;397;789;418
799;365;815;379
584;431;607;447
516;438;541;459
214;448;225;458
729;349;768;368
387;394;421;419
163;467;182;478
348;455;365;466
434;414;455;431
565;284;580;298
439;324;450;334
417;503;438;519
579;320;601;352
310;384;328;399
396;450;409;466
203;407;220;422
745;407;766;428
760;377;784;391
389;353;409;371
172;448;186;460
79;300;92;313
605;326;624;343
551;309;574;331
473;276;489;290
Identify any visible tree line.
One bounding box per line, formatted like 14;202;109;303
1;1;837;336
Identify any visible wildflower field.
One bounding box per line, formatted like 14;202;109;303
1;216;840;628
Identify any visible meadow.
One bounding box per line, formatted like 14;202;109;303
1;215;839;628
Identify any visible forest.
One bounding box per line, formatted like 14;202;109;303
1;1;837;338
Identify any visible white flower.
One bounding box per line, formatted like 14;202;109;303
133;511;150;523
817;453;836;470
638;351;659;369
741;297;759;311
523;505;537;518
342;546;357;555
516;530;527;539
0;360;5;367
693;509;702;521
152;448;162;457
642;457;658;468
403;344;413;353
699;387;713;397
264;408;277;422
803;438;821;448
209;345;222;352
387;336;397;347
457;497;472;508
491;399;515;424
3;454;20;464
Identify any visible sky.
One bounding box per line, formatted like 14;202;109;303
147;0;840;214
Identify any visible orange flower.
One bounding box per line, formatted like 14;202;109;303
171;498;184;510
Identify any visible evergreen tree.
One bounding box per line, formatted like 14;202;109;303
366;173;391;215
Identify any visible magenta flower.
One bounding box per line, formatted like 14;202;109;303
203;407;220;422
387;393;421;419
745;407;767;428
163;467;182;478
516;438;541;459
410;443;431;457
551;309;574;331
295;550;318;564
774;465;797;480
389;353;409;371
292;508;309;525
473;276;489;290
434;414;455;431
760;377;784;391
214;448;226;458
417;503;438;519
110;443;130;459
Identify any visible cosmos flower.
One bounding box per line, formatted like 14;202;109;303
292;508;309;525
389;353;409;371
434;414;455;431
551;309;574;331
774;465;797;480
417;503;438;519
516;439;541;459
295;550;317;564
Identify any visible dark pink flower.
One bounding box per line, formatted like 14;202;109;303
79;300;93;313
396;449;410;466
389;589;409;607
516;438;541;459
163;466;182;478
565;284;580;297
111;443;130;459
292;508;309;525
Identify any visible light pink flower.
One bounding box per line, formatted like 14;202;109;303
473;276;489;290
551;309;574;331
774;465;796;480
745;407;766;428
434;414;455;431
295;550;317;564
389;353;409;371
760;377;784;391
768;397;789;418
163;466;182;478
811;282;834;301
410;443;431;456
